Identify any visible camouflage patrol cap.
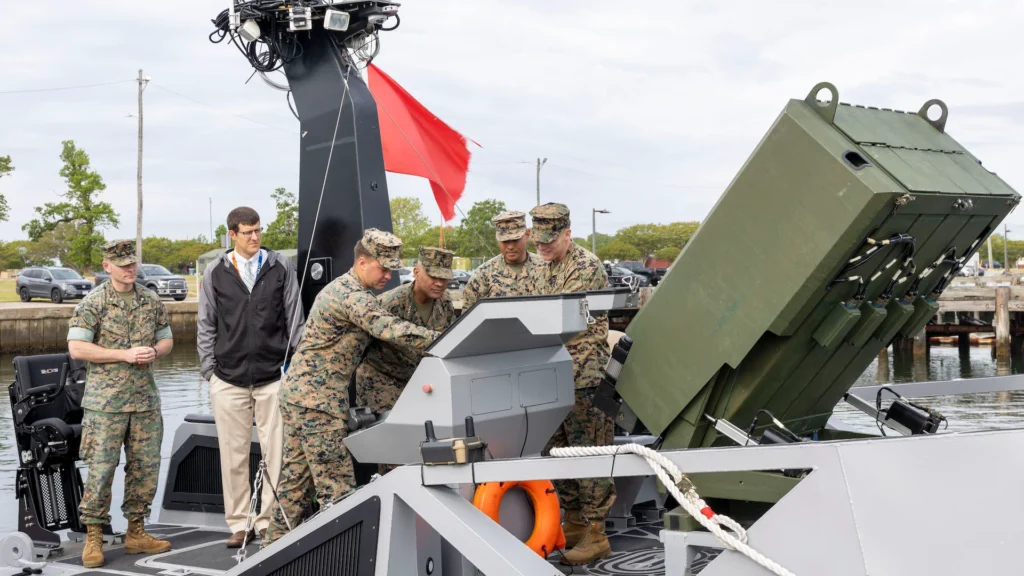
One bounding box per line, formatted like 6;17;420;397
418;246;454;280
529;203;571;243
360;228;403;270
102;239;138;266
492;210;527;242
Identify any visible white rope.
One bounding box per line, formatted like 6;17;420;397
549;444;796;576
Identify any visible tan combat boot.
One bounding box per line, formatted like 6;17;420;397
125;518;172;554
561;509;588;549
82;524;105;568
559;520;611;566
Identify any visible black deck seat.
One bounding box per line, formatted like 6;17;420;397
9;352;89;547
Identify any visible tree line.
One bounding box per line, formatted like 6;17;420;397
8;142;1021;274
389;196;701;263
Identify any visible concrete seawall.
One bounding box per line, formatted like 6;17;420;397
0;301;198;354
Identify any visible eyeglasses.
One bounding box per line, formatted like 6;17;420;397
235;227;263;238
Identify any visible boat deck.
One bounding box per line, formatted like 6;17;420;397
32;520;718;575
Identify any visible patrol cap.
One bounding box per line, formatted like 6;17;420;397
418;246;454;280
529;203;571;244
102;239;138;266
492;210;527;242
360;228;403;270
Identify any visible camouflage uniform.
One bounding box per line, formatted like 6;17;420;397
531;204;616;523
462;210;544;309
67;240;172;526
356;246;456;416
355;246;456;475
267;230;441;543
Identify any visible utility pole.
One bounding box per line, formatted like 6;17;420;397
988;235;995;272
135;69;150;262
209;197;214;244
1005;223;1011;273
536;157;547;207
592;208;609;255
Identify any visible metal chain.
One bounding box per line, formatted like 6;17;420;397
579;298;596;325
233;458;265;564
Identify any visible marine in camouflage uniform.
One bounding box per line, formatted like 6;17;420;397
461;210;543;309
531;203;616;565
266;229;441;544
67;239;174;568
355;246;457;474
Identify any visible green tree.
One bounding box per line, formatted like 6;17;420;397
455;199;506;258
574;232;614;254
663;221;700;248
141;237;178;267
614;224;665;259
405;227;447;257
597;240;641;261
263;187;298;251
22;141;119;273
614;221;700;259
1;239;58;268
173;240;217;271
653;246;681;262
983;233;1024;269
0;240;55;269
140;236;217;271
391;197;434;257
0;155;12;222
214;224;228;244
33;222;79;269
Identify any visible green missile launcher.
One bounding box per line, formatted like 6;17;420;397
613;82;1020;449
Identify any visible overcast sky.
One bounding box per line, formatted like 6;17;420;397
2;1;1024;245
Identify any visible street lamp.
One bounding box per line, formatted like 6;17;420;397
592;209;610;255
536;158;548;207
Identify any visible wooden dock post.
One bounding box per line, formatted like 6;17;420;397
913;327;928;357
958;333;971;352
876;347;890;384
996;286;1011;358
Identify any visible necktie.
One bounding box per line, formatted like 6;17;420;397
242;258;256;292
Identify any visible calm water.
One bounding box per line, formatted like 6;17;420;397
0;346;212;533
1;345;1024;534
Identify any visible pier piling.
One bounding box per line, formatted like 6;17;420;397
996;286;1011;358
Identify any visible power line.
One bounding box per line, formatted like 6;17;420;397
0;79;135;94
545;162;722;191
475;145;723;191
149;84;293;133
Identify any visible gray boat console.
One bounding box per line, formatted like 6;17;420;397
345;290;628;464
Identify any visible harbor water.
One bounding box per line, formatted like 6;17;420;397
1;345;1023;534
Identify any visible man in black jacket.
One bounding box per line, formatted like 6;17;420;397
197;206;304;547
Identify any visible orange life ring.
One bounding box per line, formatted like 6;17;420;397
473;480;566;558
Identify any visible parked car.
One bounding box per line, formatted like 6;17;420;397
447;270;471;290
94;263;189;301
399;267;413;285
606;265;650;289
16;267;94;303
616;260;664;285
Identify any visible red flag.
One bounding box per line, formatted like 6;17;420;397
367;64;474;222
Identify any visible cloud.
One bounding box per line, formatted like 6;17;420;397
2;0;1024;245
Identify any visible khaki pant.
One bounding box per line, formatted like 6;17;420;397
210;374;283;533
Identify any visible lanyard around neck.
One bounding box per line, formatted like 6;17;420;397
232;250;262;279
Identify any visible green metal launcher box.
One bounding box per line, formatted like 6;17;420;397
614;82;1020;449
